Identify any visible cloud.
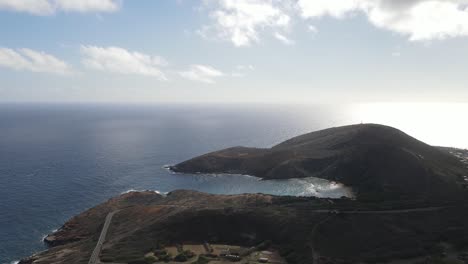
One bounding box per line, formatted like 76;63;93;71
0;47;72;75
55;0;120;13
308;24;318;33
0;0;120;15
200;0;468;45
274;32;295;45
180;64;224;83
297;0;362;19
0;0;53;15
236;64;254;70
297;0;468;41
80;45;167;80
232;64;255;77
199;0;292;47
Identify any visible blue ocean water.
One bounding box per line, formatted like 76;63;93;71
1;103;465;263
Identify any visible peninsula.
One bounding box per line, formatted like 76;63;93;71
171;124;468;202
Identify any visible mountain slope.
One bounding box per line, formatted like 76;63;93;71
171;124;468;201
19;190;468;264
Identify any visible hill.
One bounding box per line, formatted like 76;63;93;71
19;190;468;264
171;124;468;201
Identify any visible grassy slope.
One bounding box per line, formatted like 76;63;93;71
20;190;468;264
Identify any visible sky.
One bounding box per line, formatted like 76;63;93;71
1;0;468;103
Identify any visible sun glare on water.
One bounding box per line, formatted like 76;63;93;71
352;103;468;149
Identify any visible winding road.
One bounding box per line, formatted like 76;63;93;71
88;210;119;264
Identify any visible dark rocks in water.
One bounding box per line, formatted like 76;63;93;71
171;124;468;201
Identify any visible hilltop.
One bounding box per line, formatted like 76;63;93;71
171;124;468;201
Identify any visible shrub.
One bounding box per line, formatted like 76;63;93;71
154;249;168;257
172;249;196;262
128;259;148;264
192;255;210;264
159;253;172;262
174;253;188;262
184;250;195;258
144;255;158;263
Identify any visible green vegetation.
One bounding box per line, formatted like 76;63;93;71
173;249;196;262
144;255;158;263
154;250;172;262
191;255;210;264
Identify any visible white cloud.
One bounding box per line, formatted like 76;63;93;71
368;1;468;41
232;64;255;77
297;0;468;41
308;24;318;33
81;45;167;80
0;47;72;75
274;32;295;45
199;0;468;45
231;72;245;77
0;0;53;15
297;0;363;19
55;0;119;13
180;64;224;83
0;0;120;15
200;0;291;46
236;64;255;70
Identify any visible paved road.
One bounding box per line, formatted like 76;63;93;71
88;210;119;264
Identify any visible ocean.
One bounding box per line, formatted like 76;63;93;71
0;103;467;263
